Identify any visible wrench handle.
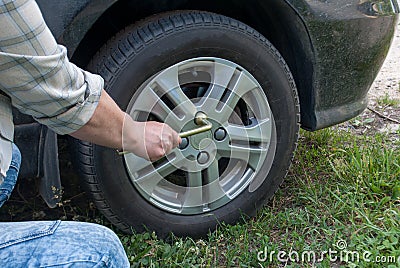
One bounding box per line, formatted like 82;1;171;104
178;120;212;138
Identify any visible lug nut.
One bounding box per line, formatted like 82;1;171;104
214;128;227;141
179;137;189;150
197;151;209;165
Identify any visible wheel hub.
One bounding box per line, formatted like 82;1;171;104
190;130;212;150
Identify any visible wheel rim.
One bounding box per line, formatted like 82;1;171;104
124;57;274;215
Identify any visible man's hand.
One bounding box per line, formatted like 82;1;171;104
123;116;181;162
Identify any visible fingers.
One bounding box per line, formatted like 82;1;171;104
121;117;181;162
162;123;181;149
160;123;180;154
144;122;180;162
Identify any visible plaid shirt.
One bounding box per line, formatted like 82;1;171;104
0;0;103;177
0;0;103;133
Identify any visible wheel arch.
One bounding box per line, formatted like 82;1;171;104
68;0;316;129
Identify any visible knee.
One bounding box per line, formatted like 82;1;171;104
96;225;130;267
58;222;130;267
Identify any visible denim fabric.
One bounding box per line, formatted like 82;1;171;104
0;145;130;267
0;221;130;267
0;143;21;207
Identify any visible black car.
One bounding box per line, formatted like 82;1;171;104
14;0;399;237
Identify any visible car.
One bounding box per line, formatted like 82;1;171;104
14;0;399;237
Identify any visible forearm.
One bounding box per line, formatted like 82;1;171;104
71;89;181;161
70;90;125;150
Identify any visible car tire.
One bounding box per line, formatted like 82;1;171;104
73;11;300;237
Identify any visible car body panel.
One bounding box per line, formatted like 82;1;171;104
286;0;399;129
36;0;117;57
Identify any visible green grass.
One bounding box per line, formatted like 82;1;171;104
377;93;400;107
118;128;400;267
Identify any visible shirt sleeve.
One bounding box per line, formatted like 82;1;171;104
0;0;103;135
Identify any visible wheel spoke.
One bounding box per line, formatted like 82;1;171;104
199;63;236;117
154;65;180;94
155;65;197;119
124;153;152;174
217;142;266;171
203;159;228;204
131;85;182;130
204;158;220;183
205;61;237;101
225;118;271;144
217;71;258;122
134;172;163;196
181;171;203;209
231;71;259;97
135;154;182;195
131;85;167;114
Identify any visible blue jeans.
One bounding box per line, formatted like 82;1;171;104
0;145;130;267
0;144;20;207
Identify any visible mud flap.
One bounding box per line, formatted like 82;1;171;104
38;128;61;208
